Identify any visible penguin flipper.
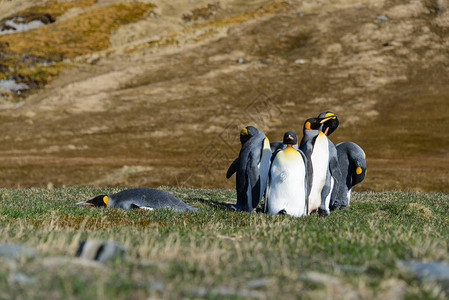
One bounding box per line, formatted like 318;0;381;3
130;203;154;211
264;150;277;213
226;158;239;179
270;141;284;153
247;152;261;210
297;149;309;215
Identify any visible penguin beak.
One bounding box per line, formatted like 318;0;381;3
76;201;94;206
320;116;334;124
287;135;294;140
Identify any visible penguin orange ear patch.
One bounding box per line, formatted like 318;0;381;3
356;167;363;175
324;112;335;118
305;122;311;130
103;196;109;205
240;128;248;136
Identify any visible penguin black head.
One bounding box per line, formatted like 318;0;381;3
239;126;259;144
303;115;338;136
282;131;298;145
316;111;339;136
303;118;322;132
76;195;109;207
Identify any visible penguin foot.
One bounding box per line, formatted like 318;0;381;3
339;205;348;210
318;208;330;217
278;209;287;215
329;202;341;211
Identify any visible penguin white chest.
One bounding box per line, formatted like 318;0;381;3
309;135;329;212
266;148;306;217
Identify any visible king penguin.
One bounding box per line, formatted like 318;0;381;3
76;188;198;212
334;142;366;207
313;111;367;210
299;117;342;216
265;131;308;217
226;126;272;212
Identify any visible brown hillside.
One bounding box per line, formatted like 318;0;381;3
0;0;448;192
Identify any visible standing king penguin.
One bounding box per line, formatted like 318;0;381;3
226;126;272;212
299;117;342;216
265;131;308;217
314;111;367;210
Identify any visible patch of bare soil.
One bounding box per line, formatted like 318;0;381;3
0;0;448;191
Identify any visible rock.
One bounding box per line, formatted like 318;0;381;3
300;272;359;299
296;12;304;17
301;271;341;285
294;59;306;64
188;286;262;298
376;15;388;21
8;272;37;285
0;243;37;259
76;239;125;263
147;281;164;291
86;53;100;65
237;57;245;64
398;260;449;281
0;79;29;93
398;260;449;292
41;256;105;269
247;278;272;288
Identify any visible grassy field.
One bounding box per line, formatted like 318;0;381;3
0;187;448;299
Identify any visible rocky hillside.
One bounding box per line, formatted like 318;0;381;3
0;0;448;191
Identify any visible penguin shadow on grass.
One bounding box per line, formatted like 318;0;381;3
189;198;236;211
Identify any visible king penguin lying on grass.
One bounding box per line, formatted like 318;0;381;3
265;131;308;217
226;126;272;212
314;111;366;210
76;188;198;212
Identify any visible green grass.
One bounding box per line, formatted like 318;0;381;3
0;188;448;299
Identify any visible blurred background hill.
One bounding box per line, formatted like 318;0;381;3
0;0;448;192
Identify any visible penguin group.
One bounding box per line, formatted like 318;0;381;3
226;111;366;217
76;111;365;216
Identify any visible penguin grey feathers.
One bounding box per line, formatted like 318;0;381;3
76;188;198;212
331;142;366;209
226;126;271;212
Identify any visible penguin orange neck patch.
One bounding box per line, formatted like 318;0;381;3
305;122;311;130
